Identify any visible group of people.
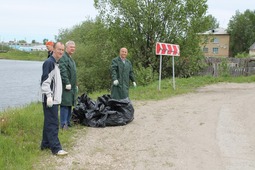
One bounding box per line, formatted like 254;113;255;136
40;42;137;156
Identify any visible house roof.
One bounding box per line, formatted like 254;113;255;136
198;27;229;35
249;42;255;50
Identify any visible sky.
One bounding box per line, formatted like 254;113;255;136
207;0;255;28
0;0;98;43
0;0;254;43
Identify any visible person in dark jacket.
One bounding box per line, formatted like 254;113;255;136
45;41;54;58
59;40;78;129
111;47;136;100
40;42;68;156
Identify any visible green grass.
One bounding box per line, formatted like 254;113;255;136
0;102;84;170
0;103;43;170
89;75;255;101
1;75;255;169
128;75;255;100
0;50;47;61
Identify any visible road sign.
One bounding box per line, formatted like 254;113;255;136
156;42;180;91
156;42;180;56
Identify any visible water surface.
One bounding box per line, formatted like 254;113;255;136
0;59;43;111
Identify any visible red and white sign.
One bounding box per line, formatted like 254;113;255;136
156;42;180;56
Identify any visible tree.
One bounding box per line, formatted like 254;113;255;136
55;0;219;92
18;40;26;43
43;39;48;45
94;0;215;78
206;14;219;29
57;19;115;93
228;10;255;57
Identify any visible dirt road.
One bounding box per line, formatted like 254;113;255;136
38;83;255;170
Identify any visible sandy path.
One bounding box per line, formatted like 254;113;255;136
38;83;255;170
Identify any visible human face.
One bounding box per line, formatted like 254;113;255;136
46;45;53;51
53;42;65;61
120;48;128;59
66;44;76;56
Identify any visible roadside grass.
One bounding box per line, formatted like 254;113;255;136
1;75;255;169
90;75;255;100
0;103;43;170
0;102;84;170
0;50;46;61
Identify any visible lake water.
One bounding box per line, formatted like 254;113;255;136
0;59;43;111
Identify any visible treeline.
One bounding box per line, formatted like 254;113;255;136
55;0;255;93
228;9;255;57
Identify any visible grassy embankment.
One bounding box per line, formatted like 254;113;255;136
0;50;46;61
1;75;255;170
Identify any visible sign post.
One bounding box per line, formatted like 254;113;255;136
156;42;180;90
172;56;175;90
159;55;162;91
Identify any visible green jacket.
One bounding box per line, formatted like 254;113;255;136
111;56;135;99
59;51;77;106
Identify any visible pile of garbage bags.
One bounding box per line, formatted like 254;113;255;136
72;93;134;127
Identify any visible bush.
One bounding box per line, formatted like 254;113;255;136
134;63;158;86
235;52;249;58
218;58;230;77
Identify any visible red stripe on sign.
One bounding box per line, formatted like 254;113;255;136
167;44;172;55
156;43;160;55
160;44;165;54
173;45;177;55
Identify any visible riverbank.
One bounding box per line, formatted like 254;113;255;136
0;50;46;61
1;76;255;169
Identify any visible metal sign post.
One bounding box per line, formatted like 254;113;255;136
159;55;162;91
172;56;175;90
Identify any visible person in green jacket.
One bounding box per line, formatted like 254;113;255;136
111;47;136;100
59;40;78;129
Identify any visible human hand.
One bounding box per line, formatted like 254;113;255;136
113;80;119;86
66;84;71;90
47;97;53;107
133;82;137;87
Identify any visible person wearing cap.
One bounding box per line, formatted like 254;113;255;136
46;41;54;58
111;47;136;100
59;40;78;130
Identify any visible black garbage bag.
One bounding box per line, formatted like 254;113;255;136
72;93;134;127
105;98;134;126
72;93;96;124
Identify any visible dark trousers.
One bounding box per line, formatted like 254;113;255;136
60;105;72;127
41;103;62;154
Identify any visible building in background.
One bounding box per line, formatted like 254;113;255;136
7;41;47;52
199;28;230;57
249;42;255;57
